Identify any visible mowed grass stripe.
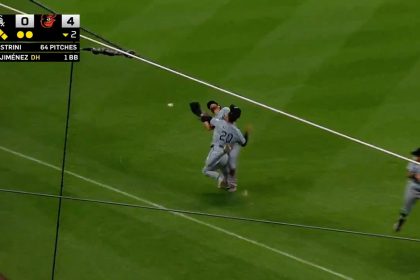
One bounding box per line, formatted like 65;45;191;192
0;144;352;279
222;0;386;95
271;0;420;222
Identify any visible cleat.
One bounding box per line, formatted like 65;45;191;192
227;175;237;188
227;185;237;192
226;175;237;192
393;218;405;232
217;176;228;189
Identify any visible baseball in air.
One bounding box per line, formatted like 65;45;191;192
167;103;174;107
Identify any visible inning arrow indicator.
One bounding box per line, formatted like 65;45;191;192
63;33;69;37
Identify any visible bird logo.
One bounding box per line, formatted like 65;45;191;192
40;14;56;28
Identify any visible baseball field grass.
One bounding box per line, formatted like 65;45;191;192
1;0;420;279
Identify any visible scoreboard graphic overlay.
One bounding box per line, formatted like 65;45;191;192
0;14;80;62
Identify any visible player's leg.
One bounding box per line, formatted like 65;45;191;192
202;147;225;181
227;144;241;188
217;154;229;189
228;144;241;171
394;185;420;232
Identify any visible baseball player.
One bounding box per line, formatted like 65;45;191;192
201;106;249;192
206;100;230;123
82;47;136;58
204;101;243;188
394;148;420;232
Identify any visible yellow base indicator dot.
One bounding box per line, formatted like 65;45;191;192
25;31;33;39
17;31;24;39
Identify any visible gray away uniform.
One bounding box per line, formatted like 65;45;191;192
401;162;420;215
202;118;246;180
215;107;230;120
214;107;241;170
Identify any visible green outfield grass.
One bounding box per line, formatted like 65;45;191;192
1;0;420;279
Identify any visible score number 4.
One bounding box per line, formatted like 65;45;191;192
62;15;80;28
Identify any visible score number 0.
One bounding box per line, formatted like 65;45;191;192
16;15;35;28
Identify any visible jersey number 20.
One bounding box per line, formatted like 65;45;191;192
220;131;233;143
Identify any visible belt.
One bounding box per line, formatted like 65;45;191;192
211;144;224;149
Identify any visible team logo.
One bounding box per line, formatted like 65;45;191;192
40;14;56;28
0;16;5;27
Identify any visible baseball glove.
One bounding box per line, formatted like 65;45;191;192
189;102;202;117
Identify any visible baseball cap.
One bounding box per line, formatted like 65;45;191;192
207;100;219;110
411;148;420;156
228;105;241;122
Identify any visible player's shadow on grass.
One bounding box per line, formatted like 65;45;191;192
199;191;247;207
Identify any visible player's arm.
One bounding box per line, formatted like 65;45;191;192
200;115;214;130
233;127;248;147
239;131;249;147
203;121;214;131
216;107;230;120
408;172;420;183
242;131;249;147
189;102;216;130
200;114;215;131
407;163;420;183
242;124;252;147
